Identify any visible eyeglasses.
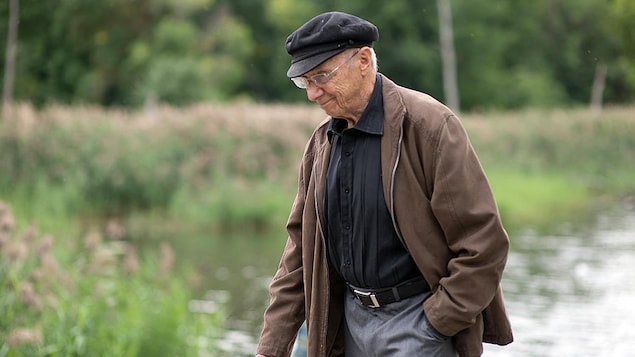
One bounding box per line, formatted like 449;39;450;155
291;50;360;89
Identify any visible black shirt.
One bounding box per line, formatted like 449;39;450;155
325;75;421;289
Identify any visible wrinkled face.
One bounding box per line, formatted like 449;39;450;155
298;49;366;120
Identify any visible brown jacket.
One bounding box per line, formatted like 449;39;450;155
257;75;513;357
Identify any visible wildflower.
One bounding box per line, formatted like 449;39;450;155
0;202;15;252
6;241;28;264
0;201;16;234
22;223;37;246
7;327;43;347
40;251;60;276
30;268;44;283
20;282;43;311
37;235;54;256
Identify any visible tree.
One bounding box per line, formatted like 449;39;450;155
1;0;633;108
590;61;607;113
609;0;635;102
436;0;460;112
2;0;18;119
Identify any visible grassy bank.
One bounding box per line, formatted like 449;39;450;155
1;103;633;233
467;106;635;229
0;104;321;234
467;106;635;194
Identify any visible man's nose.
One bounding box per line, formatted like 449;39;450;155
306;83;323;102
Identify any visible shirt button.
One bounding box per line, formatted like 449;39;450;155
344;152;351;157
344;188;350;194
345;260;351;266
344;224;351;230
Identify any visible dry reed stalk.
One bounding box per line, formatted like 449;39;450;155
5;240;28;264
21;224;38;245
160;242;175;276
0;201;16;234
0;201;15;251
89;245;121;275
83;229;102;251
123;244;140;274
36;235;54;256
6;326;43;347
106;219;126;240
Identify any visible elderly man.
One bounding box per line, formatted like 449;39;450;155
256;11;513;357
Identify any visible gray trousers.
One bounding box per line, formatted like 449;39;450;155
344;289;458;357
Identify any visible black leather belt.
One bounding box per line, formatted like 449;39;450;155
348;278;431;308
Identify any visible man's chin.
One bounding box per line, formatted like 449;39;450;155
321;109;339;118
319;100;336;117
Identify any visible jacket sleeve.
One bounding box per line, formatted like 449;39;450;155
256;151;310;357
423;114;510;337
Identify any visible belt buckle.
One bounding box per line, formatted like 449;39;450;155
353;289;381;308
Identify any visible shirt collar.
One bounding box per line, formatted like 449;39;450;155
328;74;384;142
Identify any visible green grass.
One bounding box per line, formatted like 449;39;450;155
486;170;591;230
4;178;84;235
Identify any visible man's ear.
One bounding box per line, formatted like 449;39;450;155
358;47;373;74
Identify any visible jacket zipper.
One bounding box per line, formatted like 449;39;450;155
389;120;405;243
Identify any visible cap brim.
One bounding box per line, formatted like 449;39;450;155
286;48;345;78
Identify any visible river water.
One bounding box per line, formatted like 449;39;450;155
206;202;635;356
485;203;635;356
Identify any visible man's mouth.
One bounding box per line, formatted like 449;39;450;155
318;98;332;107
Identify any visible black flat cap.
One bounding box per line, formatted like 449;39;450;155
285;12;378;78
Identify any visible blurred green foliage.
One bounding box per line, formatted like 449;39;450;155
0;0;633;110
0;201;225;356
0;103;318;232
1;104;633;233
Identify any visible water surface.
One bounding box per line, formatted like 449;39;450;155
485;205;635;356
194;203;635;356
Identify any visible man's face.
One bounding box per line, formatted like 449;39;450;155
301;50;363;120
